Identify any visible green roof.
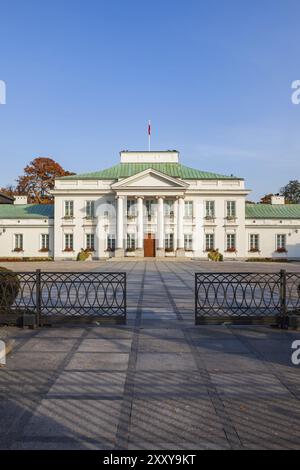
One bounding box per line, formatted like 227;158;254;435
0;204;54;219
246;204;300;219
59;163;242;181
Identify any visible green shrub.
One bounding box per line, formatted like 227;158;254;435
77;249;92;261
0;267;20;311
208;249;223;262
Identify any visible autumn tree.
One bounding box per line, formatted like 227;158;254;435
16;157;74;204
280;180;300;204
0;185;19;198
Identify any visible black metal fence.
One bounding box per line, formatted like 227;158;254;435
0;270;127;324
195;270;300;325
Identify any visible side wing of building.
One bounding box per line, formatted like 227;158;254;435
0;204;54;260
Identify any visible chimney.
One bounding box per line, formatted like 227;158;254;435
271;195;285;205
14;195;28;205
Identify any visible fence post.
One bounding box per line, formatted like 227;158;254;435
280;269;288;329
36;269;41;327
124;272;127;324
195;273;198;326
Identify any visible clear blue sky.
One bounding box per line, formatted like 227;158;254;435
0;0;299;200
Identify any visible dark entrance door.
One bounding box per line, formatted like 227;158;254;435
144;233;156;257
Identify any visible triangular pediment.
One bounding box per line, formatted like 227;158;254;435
111;168;188;190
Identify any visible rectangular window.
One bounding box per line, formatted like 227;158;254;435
226;201;236;218
249;234;259;252
205;201;215;218
146;200;155;219
164;200;174;217
14;234;23;251
184;201;193;218
64;234;74;251
226;234;236;251
107;234;116;252
126;233;136;250
205;234;215;251
127;199;136;217
276;234;286;252
184;234;193;251
165;233;174;250
104;200;116;218
64;201;74;218
86;234;95;251
86;201;95;218
41;234;49;251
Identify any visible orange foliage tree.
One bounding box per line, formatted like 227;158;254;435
16;157;74;204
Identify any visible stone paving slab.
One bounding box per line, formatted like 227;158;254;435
0;398;37;447
19;338;78;352
186;326;237;339
127;441;229;450
0;371;54;394
136;352;198;371
36;327;88;338
133;371;209;399
199;352;269;373
192;338;250;354
77;339;132;353
48;371;126;398
7;352;69;370
22;399;122;441
86;327;133;339
210;372;293;398
220;396;300;450
128;398;229;449
66;353;130;371
12;440;113;450
138;338;191;353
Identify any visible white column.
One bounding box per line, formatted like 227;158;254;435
116;196;124;250
177;197;184;250
137;197;144;250
158;197;164;250
173;199;178;251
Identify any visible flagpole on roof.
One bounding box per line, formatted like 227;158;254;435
148;120;151;151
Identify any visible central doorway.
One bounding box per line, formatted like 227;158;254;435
144;233;156;257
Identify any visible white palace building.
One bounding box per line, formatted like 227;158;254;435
0;150;300;261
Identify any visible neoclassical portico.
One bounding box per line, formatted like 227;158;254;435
114;190;187;258
111;158;189;257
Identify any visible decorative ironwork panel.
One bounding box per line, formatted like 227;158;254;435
286;273;300;313
40;272;126;318
0;271;126;321
195;272;282;324
0;272;37;314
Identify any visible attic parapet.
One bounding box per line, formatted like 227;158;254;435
120;151;179;164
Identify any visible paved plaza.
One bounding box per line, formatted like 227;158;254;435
1;260;300;450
